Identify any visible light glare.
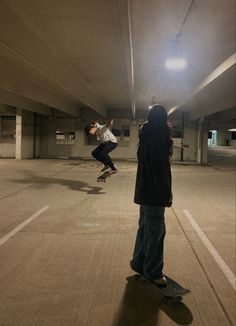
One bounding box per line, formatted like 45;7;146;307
165;58;187;70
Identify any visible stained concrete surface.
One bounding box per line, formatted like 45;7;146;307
0;147;235;326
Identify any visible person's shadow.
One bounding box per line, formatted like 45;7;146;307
112;275;193;326
10;172;105;195
43;176;105;195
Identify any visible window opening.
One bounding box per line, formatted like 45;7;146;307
0;115;16;144
56;117;75;145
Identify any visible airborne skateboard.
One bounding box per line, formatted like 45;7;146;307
97;170;112;182
127;274;190;304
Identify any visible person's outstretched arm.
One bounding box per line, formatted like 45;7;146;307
106;119;114;129
99;119;114;134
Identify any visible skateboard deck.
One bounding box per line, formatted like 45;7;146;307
127;274;190;304
97;171;112;182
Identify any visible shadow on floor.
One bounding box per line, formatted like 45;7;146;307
11;173;105;195
63;162;82;166
113;276;193;326
48;177;106;194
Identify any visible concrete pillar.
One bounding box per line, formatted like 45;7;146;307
217;129;226;146
197;118;203;163
16;108;35;159
197;118;208;164
202;121;209;164
0;115;1;143
183;120;198;162
15;109;22;159
34;113;41;158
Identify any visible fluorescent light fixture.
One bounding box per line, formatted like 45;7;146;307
165;58;187;70
228;128;236;131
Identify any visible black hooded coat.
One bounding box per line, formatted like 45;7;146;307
134;122;173;207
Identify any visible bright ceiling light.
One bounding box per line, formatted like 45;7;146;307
165;58;187;70
228;128;236;131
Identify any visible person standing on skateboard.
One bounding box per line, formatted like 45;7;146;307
85;119;118;173
130;104;173;286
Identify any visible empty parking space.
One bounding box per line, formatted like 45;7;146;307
0;156;235;326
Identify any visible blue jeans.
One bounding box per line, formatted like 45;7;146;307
130;205;166;280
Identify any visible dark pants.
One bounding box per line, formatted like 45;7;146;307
91;141;117;170
130;205;166;280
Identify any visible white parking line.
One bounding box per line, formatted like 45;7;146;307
183;209;236;291
0;206;49;247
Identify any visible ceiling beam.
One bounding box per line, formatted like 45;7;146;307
117;0;136;119
0;103;16;115
168;53;236;117
0;0;107;117
186;63;235;121
0;50;81;117
189;89;235;121
208;121;236;130
0;89;52;116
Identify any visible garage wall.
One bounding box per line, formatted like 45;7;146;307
40;116;139;160
0;115;16;157
39;115;194;161
0;143;15;157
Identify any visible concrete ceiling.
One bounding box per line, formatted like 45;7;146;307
0;0;235;119
208;106;236;130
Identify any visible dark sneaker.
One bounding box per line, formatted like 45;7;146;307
101;165;110;172
110;169;118;174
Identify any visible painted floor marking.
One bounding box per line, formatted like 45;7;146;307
183;209;236;291
0;206;49;247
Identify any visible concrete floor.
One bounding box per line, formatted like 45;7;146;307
0;147;235;326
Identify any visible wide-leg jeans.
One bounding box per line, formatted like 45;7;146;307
130;205;166;280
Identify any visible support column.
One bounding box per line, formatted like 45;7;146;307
197;118;208;164
217;129;227;146
16;108;35;159
0;114;1;143
15;108;22;159
182;119;198;162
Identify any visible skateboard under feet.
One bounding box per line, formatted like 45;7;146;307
127;274;190;304
97;171;112;182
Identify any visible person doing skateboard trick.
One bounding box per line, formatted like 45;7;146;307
85;119;118;174
130;104;173;286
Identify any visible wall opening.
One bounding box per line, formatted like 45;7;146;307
208;130;217;146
